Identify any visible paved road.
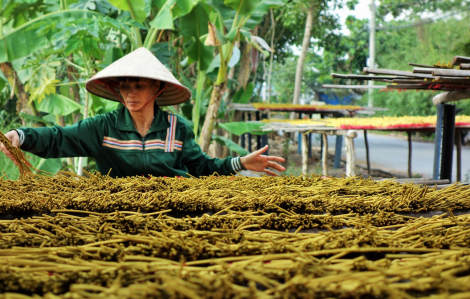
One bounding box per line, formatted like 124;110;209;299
322;132;470;182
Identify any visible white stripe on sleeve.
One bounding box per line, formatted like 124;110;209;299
231;157;240;172
16;129;25;146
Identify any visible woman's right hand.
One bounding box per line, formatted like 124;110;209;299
0;130;20;163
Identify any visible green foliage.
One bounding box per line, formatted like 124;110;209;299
35;94;82;116
0;10;101;63
270;7;470;116
368;17;470;115
107;0;146;23
367;90;438;116
0;0;290;176
218;122;269;136
232;83;255;104
0;113;41;180
212;134;249;155
377;0;470;19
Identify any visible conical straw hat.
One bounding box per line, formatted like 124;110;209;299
86;47;191;106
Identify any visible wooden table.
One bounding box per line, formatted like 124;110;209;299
259;123;358;176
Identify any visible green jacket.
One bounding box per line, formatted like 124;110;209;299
17;104;243;178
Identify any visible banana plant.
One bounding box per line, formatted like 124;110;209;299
107;0;200;50
197;0;287;153
179;3;213;138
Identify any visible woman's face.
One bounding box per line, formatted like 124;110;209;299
119;78;160;113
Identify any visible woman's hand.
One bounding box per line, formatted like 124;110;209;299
0;130;20;164
240;145;286;176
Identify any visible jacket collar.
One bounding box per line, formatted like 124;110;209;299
115;103;170;132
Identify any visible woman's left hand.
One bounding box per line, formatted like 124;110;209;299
240;145;286;176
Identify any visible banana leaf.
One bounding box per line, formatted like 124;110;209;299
218;121;269;136
232;83;254;104
18;113;54;126
0;9;101;63
212;134;249;155
35;158;63;174
107;0;146;23
35;94;82;116
150;0;199;30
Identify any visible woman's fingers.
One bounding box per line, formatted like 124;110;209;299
254;145;269;155
1;131;20;163
264;155;285;163
266;161;286;172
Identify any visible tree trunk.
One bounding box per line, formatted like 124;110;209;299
217;54;238;158
199;83;226;153
292;3;314;106
67;55;82;123
230;42;253;154
0;62;41;123
290;2;315;143
237;42;252;90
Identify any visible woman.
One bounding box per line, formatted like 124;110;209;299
0;48;285;178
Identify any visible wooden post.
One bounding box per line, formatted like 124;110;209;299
433;104;444;180
407;131;412;178
308;113;313;158
301;133;308;175
297;112;303;154
334;135;343;169
241;112;246;149
439;104;456;181
248;112;252;153
364;130;371;175
255;111;261;150
344;130;357;176
322;133;328;176
455;129;462;182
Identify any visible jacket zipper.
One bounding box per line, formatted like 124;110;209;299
142;135;147;176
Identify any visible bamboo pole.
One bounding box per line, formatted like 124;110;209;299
432;69;470;77
301;133;308;175
433;90;470;106
407;131;412;178
322;84;385;89
435;76;470;82
322;134;328;176
460;63;470;70
413;67;445;74
344;131;357;177
363;67;434;79
452;55;470;66
331;73;403;80
408;62;438;68
386;84;430;90
455;129;462;182
364;130;371;175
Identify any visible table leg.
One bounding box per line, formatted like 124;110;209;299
322;134;328;176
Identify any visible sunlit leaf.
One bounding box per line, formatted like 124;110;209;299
149;0;176;30
104;46;124;65
218;121;268;136
107;0;146;23
224;0;259;15
0;10;101;63
171;0;199;18
35;94;82;115
206;46;240;73
232;82;254;104
212;134;249;155
18;113;54;126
